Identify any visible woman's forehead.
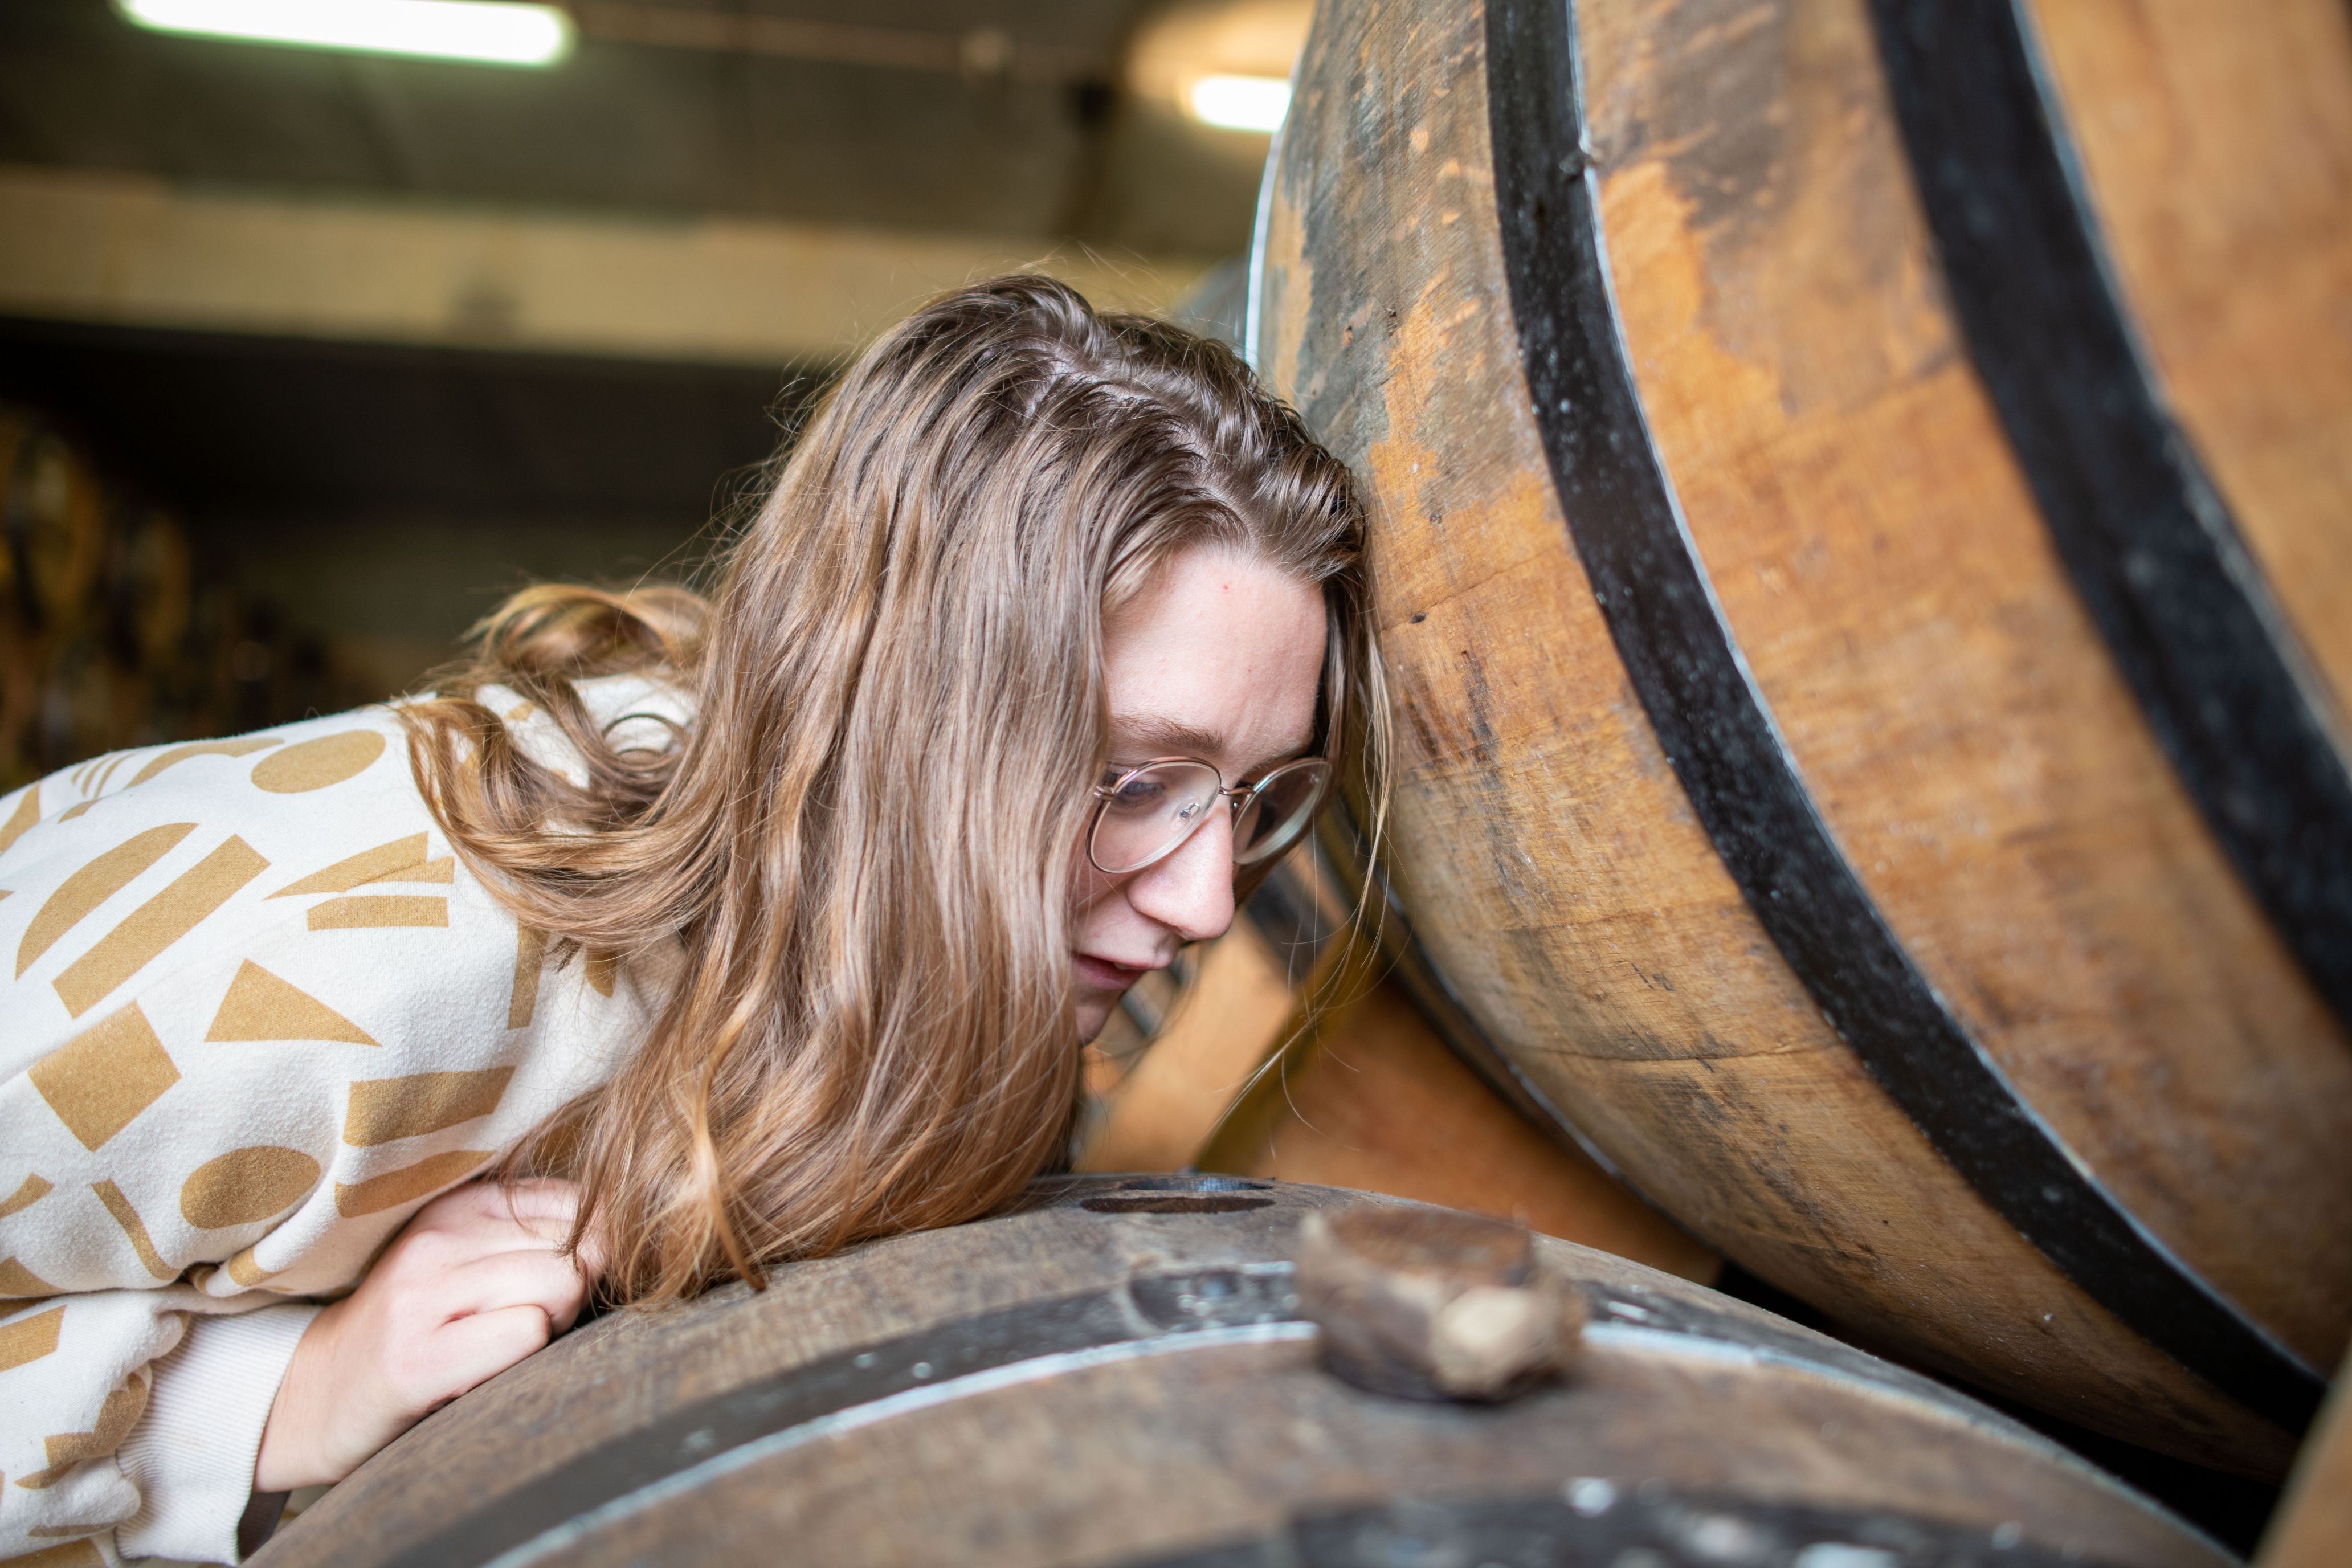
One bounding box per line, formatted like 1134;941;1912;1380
1103;548;1325;772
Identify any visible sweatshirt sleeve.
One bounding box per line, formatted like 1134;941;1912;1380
115;1302;319;1563
0;1293;315;1565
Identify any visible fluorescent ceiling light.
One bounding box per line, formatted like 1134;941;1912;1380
118;0;574;68
1186;74;1291;134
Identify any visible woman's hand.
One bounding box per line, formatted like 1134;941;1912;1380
254;1178;603;1492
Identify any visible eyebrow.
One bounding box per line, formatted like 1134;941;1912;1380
1109;713;1314;779
1110;714;1227;758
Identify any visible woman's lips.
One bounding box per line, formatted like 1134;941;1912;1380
1074;953;1154;992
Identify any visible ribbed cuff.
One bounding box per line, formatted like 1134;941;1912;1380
116;1304;320;1565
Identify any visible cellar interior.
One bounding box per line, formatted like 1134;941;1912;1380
2;3;2347;1566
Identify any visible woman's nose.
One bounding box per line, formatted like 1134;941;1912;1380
1124;810;1238;945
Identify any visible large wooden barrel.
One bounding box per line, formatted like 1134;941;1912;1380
256;1177;2225;1568
1251;0;2352;1476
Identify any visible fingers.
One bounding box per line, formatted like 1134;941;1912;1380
424;1305;555;1406
394;1181;597;1278
409;1178;582;1239
436;1248;595;1334
492;1178;589;1227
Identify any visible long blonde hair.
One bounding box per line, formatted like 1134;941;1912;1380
401;276;1387;1302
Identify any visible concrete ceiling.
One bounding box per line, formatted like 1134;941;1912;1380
0;0;1267;255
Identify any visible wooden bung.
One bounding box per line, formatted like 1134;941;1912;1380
1295;1205;1585;1400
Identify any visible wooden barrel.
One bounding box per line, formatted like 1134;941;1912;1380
1251;0;2352;1476
255;1177;2225;1568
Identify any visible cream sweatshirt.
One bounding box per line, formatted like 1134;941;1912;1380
0;680;682;1565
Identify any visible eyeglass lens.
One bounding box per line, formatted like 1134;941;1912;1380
1090;757;1332;875
1233;759;1329;866
1092;760;1224;875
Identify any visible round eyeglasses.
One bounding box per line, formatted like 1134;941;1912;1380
1088;755;1333;876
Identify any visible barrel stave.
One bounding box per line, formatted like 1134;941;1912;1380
561;1320;2216;1568
2020;0;2352;722
1582;0;2352;1365
1197;970;1724;1284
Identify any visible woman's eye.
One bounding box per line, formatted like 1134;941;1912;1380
1110;778;1168;810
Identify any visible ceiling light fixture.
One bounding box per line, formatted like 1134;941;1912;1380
117;0;574;68
1128;1;1308;138
1186;74;1292;134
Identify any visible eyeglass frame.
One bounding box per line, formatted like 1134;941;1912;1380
1086;754;1333;876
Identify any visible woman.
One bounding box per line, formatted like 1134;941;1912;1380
0;276;1385;1563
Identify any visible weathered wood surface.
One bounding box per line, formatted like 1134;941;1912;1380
2022;0;2352;720
1200;967;1721;1284
1253;0;2351;1473
254;1178;2227;1568
1080;850;1721;1285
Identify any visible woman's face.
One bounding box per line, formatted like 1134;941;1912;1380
1069;544;1329;1042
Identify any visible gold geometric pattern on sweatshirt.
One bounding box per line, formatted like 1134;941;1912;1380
179;1146;321;1230
53;836;270;1018
0;784;40;855
386;856;455;885
206;960;379;1047
0;1305;64;1371
344;1067;515;1147
251;730;386;794
87;752;131;795
508;926;547;1029
29;1003;179;1152
55;801;98;823
226;1244;275;1287
91;1181;173;1281
125;736;281;789
268;834;428;899
17;823;197;977
336;1149;493;1217
585;949;618;997
307;895;447;931
7;1537;105;1566
17;1374;149;1489
0;1173;52;1219
0;1256;57;1297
